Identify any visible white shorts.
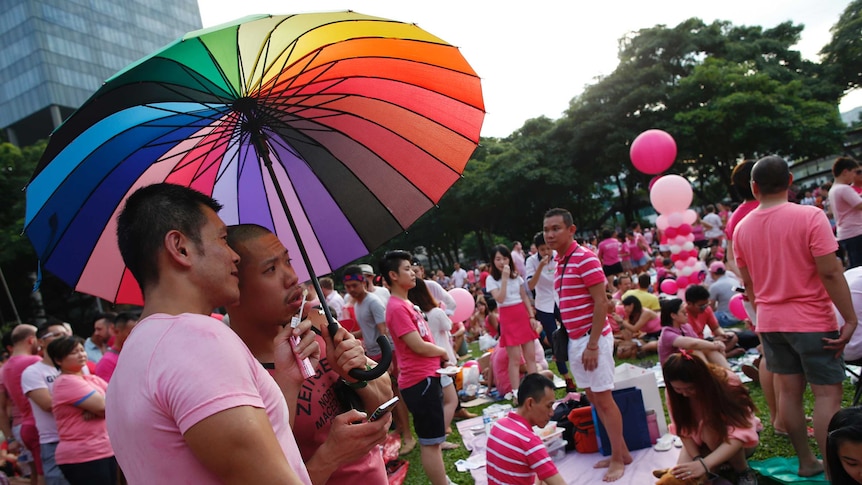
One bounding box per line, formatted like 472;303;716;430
567;331;615;393
441;374;453;387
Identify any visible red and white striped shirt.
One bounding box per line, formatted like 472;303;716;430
487;412;558;484
554;242;611;339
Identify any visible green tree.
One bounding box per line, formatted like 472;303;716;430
821;0;862;91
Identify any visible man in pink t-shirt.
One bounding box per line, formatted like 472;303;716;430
94;312;137;383
487;374;564;485
382;250;452;485
734;156;857;478
1;324;43;483
543;208;631;482
106;183;316;484
225;224;392;485
828;156;862;268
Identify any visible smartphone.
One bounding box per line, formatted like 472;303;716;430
367;396;399;422
733;286;745;293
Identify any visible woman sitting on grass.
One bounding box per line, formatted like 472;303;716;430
658;298;729;368
827;406;862;485
664;352;759;485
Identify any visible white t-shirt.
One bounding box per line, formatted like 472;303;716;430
426;307;457;363
20;361;60;444
485;275;525;307
325;291;345;320
525;253;557;313
451;268;468;288
369;286;390;308
837;267;862;361
829;183;862;241
703;212;724;239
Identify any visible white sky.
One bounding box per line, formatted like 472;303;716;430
197;0;861;138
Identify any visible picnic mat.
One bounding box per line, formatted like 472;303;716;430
455;417;680;485
749;457;828;485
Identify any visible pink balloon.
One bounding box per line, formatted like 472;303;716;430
676;276;690;288
664;227;678;239
448;288;475;323
677;224;692;236
667;212;684;227
674;235;687;246
686;257;698;266
688;249;699;259
649;175;662;190
660;279;678;295
660;235;668;245
674;260;685;270
630;129;678;175
656;215;669;230
650;175;692;215
682;209;697;225
729;294;748;320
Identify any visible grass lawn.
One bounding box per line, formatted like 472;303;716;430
399;342;860;485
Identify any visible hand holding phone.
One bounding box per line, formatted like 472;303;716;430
367;396;399;422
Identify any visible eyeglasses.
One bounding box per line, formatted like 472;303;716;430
698;303;709;310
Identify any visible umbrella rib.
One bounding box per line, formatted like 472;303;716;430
189;38;242;99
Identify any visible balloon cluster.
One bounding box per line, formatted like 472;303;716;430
651;175;699;293
630;129;700;294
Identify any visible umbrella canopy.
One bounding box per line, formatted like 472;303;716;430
25;11;484;305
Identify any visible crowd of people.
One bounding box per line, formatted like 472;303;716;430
1;155;862;485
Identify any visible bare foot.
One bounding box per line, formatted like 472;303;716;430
399;438;417;456
798;459;824;477
593;455;633;482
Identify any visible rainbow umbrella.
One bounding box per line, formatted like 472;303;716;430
25;12;484;379
25;11;483;303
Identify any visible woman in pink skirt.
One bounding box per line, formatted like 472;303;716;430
485;244;540;402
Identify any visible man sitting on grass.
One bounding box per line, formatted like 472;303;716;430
486;374;564;485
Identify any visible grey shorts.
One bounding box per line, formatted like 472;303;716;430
760;331;846;385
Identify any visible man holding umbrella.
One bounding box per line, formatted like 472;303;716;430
106;183;317;484
225;223;392;484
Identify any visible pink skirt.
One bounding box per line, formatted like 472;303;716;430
498;303;537;347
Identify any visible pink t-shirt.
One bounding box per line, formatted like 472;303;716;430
658;324;698;365
52;374;112;464
1;355;41;426
554;243;611;339
829;183;862;241
94;348;119;383
725;200;758;239
487;411;558;484
288;336;386;485
105;313;311;485
625;239;645;261
597;238;622;266
385;297;440;389
687;307;720;339
734;203;839;333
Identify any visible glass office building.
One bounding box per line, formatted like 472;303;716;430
0;0;202;146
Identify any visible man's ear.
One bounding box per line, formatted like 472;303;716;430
164;230;192;268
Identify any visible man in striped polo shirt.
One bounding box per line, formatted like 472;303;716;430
486;374;564;485
543;208;632;482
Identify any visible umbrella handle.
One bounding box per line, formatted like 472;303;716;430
325;317;392;381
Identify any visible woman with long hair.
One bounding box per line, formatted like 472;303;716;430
658;298;729;367
663;353;759;484
47;336;116;485
408;278;462;447
827;406;862;485
485;244;539;401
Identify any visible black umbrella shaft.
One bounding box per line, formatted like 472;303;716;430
251;132;390;382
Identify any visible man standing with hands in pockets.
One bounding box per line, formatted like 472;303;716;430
543;208;631;482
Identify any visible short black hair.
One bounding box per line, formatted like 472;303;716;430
117;183;223;291
684;284;710;303
532;231;545;248
115;312;139;330
343;265;363;279
637;273;651;289
226;223;273;251
543;208;573;227
731;160;755;201
92;312;117;327
517;373;555;408
827;406;862;485
36;321;66;339
46;335;86;369
380;250;413;286
832;156;860;178
751;156;791;195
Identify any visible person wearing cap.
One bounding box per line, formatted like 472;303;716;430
707;262;742;328
357;264;391;308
